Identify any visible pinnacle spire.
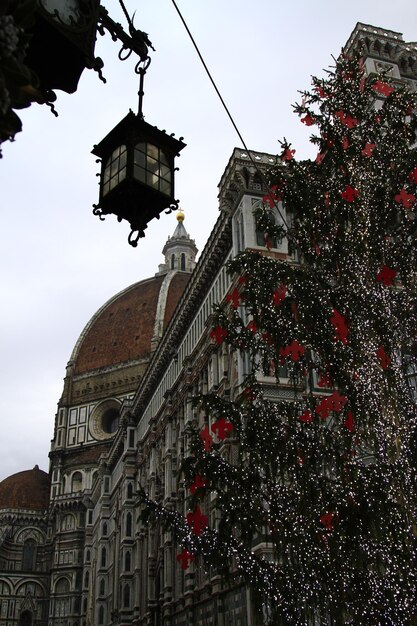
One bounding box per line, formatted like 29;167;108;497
158;211;198;274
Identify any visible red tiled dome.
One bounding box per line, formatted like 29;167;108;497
0;466;50;511
72;273;191;375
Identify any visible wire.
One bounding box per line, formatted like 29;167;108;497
170;0;248;152
170;0;290;233
118;0;134;31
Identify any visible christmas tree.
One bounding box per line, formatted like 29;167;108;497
141;52;417;624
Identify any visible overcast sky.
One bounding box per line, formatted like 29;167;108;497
1;0;416;481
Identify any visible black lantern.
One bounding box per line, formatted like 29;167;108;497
92;111;186;245
24;0;100;94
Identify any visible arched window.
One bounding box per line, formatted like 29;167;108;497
101;547;107;568
72;472;83;492
102;522;108;537
252;172;263;191
61;514;75;531
255;211;280;249
85;549;91;563
180;253;186;271
19;610;33;626
55;578;70;594
84;571;89;589
125;512;132;537
123;583;130;608
17;582;43;597
98;606;105;625
0;581;10;595
54;578;70;617
171;253;175;270
99;578;105;597
83;597;87;613
234;209;245;253
127;483;133;499
125;551;131;572
22;539;36;571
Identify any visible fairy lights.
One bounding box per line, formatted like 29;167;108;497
141;53;417;624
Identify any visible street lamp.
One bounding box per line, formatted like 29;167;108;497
10;0;187;244
91;3;186;246
92;110;186;246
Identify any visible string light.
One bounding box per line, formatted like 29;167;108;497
141;52;417;624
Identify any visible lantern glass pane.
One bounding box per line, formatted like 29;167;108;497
147;172;159;189
159;151;169;167
119;150;127;169
132;142;172;197
147;156;159;175
134;165;146;183
110;160;118;177
102;145;127;197
134;149;146;168
160;165;171;181
147;144;159;159
160;179;171;195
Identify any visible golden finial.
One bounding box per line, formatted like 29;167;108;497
177;209;185;222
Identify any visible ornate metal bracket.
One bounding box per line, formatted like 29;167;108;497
97;6;155;74
127;200;180;247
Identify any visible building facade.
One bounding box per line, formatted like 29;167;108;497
0;22;416;626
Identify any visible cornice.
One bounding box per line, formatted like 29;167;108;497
70;357;149;382
130;148;282;429
107;419;128;470
0;510;48;522
131;210;232;421
343;23;417;80
108;148;282;465
218;148;279;214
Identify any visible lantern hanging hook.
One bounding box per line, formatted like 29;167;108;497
137;59;151;119
118;0;155;63
116;0;154;119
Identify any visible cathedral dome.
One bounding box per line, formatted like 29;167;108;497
71;272;191;375
54;215;198;446
0;466;50;511
70;214;197;376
